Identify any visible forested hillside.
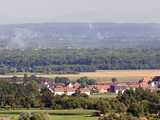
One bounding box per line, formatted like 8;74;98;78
1;23;160;49
0;48;160;73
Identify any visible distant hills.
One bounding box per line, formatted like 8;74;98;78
1;23;160;49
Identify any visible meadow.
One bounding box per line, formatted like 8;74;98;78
0;109;98;120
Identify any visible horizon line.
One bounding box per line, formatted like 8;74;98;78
1;21;160;26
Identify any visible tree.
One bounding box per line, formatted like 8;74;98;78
128;102;144;117
23;73;29;84
55;77;70;85
77;77;96;87
40;88;54;107
112;78;118;84
18;112;31;120
99;113;137;120
18;112;50;120
30;113;49;120
96;99;111;115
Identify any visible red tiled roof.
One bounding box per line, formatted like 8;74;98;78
143;77;152;82
74;83;81;88
96;85;110;90
54;87;65;92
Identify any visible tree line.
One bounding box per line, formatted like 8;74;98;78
0;48;160;74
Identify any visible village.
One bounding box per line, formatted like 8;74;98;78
0;74;159;120
39;76;160;96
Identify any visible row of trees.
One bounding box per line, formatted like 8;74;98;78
55;76;96;86
1;48;160;73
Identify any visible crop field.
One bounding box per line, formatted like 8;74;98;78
0;69;160;81
0;109;98;120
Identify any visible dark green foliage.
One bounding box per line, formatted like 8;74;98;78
96;99;111;114
19;112;31;120
55;77;70;85
110;100;127;113
40;88;54;107
77;77;96;86
99;113;138;120
128;103;144;117
52;95;94;109
1;48;160;73
18;112;49;120
118;88;160;116
0;80;40;108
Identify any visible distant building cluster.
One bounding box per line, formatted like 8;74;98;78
40;76;160;96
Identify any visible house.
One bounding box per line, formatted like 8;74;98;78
110;83;129;94
150;76;160;88
54;82;77;96
66;87;76;95
55;83;65;88
139;77;152;89
95;82;111;93
127;82;139;90
67;83;74;88
80;87;91;95
96;85;110;93
74;82;81;89
54;87;65;95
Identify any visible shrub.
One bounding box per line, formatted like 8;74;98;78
30;112;49;120
18;112;49;120
18;112;31;120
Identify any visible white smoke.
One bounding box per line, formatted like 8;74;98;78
88;23;94;30
7;28;38;49
96;32;104;40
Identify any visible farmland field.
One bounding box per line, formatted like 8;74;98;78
0;109;97;120
0;69;160;81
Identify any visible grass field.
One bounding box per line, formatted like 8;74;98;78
0;109;98;120
0;69;160;81
90;93;117;98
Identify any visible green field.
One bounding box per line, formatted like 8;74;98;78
90;93;117;98
0;109;98;120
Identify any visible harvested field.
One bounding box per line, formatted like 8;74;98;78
0;70;160;81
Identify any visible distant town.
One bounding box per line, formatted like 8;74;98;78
1;74;160;96
27;75;160;95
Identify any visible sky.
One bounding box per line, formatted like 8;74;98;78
0;0;160;24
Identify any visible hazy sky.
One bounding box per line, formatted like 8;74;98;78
0;0;160;24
